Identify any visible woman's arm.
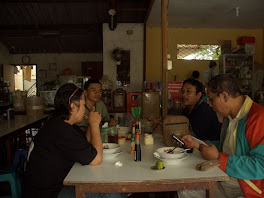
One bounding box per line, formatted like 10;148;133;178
88;111;103;166
85;127;91;142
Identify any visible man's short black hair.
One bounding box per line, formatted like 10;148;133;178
208;74;241;97
192;70;200;79
84;79;102;90
183;78;204;94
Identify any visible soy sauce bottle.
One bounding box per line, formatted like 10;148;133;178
134;134;141;161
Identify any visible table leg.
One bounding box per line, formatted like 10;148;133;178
75;185;86;198
206;182;217;198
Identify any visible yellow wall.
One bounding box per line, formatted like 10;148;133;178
146;28;264;82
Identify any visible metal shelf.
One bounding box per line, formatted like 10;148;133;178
220;54;254;98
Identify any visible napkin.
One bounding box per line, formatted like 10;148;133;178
102;122;108;128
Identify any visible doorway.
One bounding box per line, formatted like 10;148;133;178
14;65;37;96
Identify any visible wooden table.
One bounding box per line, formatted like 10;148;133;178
0;114;50;164
64;134;229;198
0;114;50;138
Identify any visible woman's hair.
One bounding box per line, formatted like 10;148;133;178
183;78;204;94
54;83;83;120
208;74;241;97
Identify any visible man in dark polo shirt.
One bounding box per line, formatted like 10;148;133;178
181;78;221;141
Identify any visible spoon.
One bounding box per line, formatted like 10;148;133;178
176;148;192;153
167;146;177;154
167;147;192;154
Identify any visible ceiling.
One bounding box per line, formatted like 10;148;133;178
147;0;264;29
0;0;264;54
0;0;152;54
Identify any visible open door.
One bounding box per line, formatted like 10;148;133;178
3;64;37;96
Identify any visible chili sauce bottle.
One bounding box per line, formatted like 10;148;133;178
134;134;141;161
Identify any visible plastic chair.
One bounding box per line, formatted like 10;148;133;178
13;149;28;184
0;149;28;198
0;166;21;198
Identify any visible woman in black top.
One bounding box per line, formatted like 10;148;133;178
23;83;122;198
181;79;221;141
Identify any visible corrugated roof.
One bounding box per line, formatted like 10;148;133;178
0;0;152;53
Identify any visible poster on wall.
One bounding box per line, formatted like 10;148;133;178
168;81;183;102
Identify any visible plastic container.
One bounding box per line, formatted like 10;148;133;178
100;126;117;143
144;133;154;145
108;126;117;143
100;127;109;143
26;97;44;116
13;91;27;112
116;126;130;138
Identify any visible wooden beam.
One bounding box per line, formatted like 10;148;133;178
118;8;148;12
2;0;107;2
0;24;101;31
161;0;168;119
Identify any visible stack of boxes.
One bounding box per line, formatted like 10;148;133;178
237;36;255;55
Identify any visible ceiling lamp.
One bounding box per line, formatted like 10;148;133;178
235;7;240;17
108;9;117;31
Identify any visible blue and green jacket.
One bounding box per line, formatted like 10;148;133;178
213;96;264;197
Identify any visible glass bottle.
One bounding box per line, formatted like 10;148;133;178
134;134;141;161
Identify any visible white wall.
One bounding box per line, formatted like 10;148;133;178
103;23;144;92
9;53;102;82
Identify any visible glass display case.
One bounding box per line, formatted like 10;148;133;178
220;54;254;98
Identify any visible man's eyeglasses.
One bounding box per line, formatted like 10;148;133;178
68;88;79;106
181;89;196;95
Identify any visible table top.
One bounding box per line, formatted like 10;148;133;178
0;114;50;138
64;134;229;186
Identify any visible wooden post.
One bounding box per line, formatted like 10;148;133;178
161;0;168;119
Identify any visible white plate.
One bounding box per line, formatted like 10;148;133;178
103;151;123;160
153;152;189;164
155;147;186;159
103;143;120;154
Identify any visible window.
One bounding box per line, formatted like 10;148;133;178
177;44;221;60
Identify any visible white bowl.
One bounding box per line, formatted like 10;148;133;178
117;126;130;137
103;143;120;154
156;147;186;159
153;152;189;164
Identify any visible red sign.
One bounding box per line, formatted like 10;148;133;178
168;81;183;102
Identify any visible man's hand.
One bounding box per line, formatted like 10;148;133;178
109;118;117;126
181;135;199;149
200;144;219;160
87;108;102;126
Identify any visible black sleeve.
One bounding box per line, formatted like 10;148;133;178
189;103;221;141
57;124;97;165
